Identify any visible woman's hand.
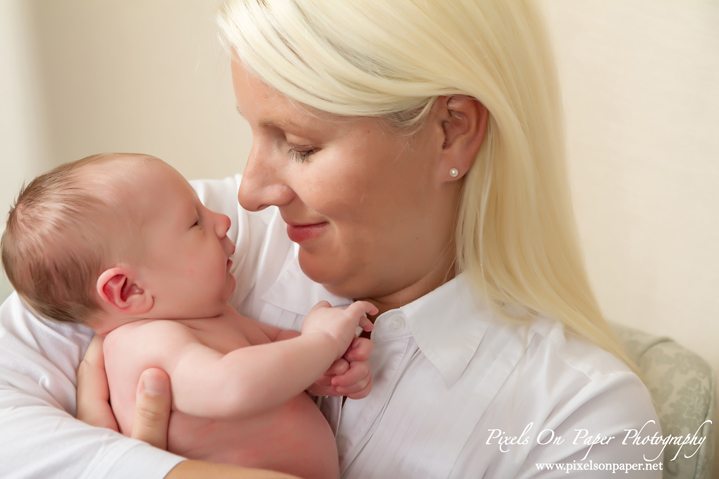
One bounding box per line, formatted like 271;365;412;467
79;335;303;479
77;334;173;448
76;335;118;431
130;368;172;449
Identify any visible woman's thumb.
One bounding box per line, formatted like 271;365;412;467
132;368;172;450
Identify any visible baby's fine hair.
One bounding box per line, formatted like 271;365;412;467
1;153;154;324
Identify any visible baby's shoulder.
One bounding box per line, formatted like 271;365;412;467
104;319;199;357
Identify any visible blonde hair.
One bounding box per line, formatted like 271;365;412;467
218;0;636;371
1;153;153;324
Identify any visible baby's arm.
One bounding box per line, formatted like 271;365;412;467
249;319;301;343
248;309;374;399
124;301;375;421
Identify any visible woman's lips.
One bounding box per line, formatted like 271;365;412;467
286;222;328;243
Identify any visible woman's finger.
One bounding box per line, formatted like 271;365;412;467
76;334;119;431
131;368;172;449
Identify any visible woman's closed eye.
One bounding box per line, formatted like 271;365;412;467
288;147;319;163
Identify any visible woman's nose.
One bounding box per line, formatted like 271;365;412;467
237;145;295;212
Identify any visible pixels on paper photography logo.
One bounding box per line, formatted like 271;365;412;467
485;419;712;463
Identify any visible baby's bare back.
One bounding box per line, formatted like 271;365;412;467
104;312;339;479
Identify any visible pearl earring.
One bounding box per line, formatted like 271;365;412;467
449;168;459;178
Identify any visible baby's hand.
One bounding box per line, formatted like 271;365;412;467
308;337;374;399
332;336;374;399
302;301;377;360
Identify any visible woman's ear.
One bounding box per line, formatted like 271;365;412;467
436;95;488;182
97;267;152;315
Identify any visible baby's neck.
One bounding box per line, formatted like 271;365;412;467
88;313;138;337
89;303;231;336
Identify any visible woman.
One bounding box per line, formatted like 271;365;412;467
0;0;661;477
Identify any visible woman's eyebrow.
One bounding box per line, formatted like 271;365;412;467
236;105;301;128
236;104;310;131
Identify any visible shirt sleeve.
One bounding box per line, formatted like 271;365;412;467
0;293;185;479
449;328;664;479
517;371;663;478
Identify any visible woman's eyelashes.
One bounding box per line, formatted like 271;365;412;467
288;147;319;163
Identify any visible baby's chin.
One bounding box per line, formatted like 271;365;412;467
221;275;237;302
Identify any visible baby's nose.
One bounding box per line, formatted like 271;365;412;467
215;213;231;237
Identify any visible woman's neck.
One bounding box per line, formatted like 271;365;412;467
359;250;457;321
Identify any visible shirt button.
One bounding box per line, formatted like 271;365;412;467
388;315;406;333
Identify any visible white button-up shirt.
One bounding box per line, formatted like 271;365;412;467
0;175;662;478
324;278;663;478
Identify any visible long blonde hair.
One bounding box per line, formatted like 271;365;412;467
218;0;636;372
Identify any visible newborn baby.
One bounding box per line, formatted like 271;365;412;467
1;153;377;479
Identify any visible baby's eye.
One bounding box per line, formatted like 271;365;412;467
288;148;319;163
192;218;199;227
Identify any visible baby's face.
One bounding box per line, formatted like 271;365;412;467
125;160;237;319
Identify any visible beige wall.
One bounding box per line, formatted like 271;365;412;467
0;0;47;298
23;0;251;181
543;0;719;467
545;0;719;412
0;0;252;299
1;0;717;460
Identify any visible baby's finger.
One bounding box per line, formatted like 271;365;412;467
306;379;341;397
345;375;373;400
344;337;374;362
325;358;350;376
335;374;372;397
358;315;374;332
331;361;370;388
344;301;378;321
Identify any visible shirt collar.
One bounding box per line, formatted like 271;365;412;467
261;251;353;316
400;274;493;387
264;255;491;386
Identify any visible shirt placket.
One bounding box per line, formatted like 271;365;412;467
336;312;415;475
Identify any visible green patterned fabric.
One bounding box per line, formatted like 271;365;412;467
612;323;716;479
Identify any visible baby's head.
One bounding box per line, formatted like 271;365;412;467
1;153;236;332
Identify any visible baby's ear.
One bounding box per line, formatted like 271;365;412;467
97;267;152;314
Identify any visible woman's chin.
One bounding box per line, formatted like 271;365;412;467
299;252;340;287
297;251;366;299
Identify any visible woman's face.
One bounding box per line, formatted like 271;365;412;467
232;61;460;306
